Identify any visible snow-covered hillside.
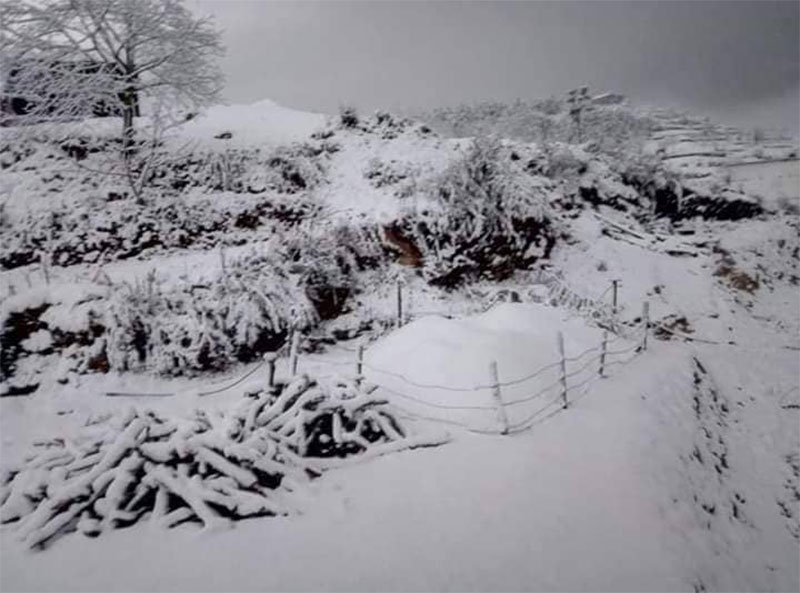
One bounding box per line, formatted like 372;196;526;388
1;97;798;592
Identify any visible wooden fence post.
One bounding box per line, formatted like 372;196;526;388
41;251;51;285
264;353;277;388
356;344;364;385
396;281;403;328
558;331;569;409
641;301;650;351
599;330;608;377
489;360;509;434
289;329;300;376
219;244;228;289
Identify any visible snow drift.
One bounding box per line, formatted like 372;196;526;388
365;303;634;432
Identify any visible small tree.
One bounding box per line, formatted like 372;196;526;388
0;0;223;156
566;86;591;143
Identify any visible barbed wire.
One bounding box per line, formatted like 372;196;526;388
503;375;563;407
362;356;563;393
564;371;600;396
105;390;175;397
391;408;503;436
603;354;639;370
564;350;605;380
324;342;360;354
370;382;497;411
508;393;564;431
197;361;265;397
568;353;641;407
306;357;356;368
563;343;602;363
508;402;565;434
595;284;613;302
604;341;643;358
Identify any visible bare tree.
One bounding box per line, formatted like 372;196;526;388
0;0;223;156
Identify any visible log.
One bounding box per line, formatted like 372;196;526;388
195;447;257;489
147;464;229;531
18;418;147;544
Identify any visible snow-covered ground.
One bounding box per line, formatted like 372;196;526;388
2;328;796;592
726;159;800;207
1;98;798;592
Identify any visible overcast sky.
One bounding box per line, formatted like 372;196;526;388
191;0;799;133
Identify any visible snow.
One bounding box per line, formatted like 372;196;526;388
2;96;799;592
315;123;460;223
8;336;793;592
174;99;329;148
725;159;799;208
0;344;686;592
364;303;616;432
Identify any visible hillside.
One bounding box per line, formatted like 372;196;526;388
1;97;798;592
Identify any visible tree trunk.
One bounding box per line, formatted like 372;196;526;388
122;29;136;161
122;91;134;160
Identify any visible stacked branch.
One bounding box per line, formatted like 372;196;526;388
0;374;422;549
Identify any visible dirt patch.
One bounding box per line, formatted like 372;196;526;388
653;314;694;340
714;266;760;294
712;246;760;294
0;304;50;384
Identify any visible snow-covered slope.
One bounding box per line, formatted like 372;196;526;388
1;314;795;592
1;97;798;592
175;99;329;148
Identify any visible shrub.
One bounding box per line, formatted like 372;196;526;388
143;143;329;195
277;222;386;320
395;137;556;287
1;193;322;271
339;105;359;129
105;255;315;376
413;98;654;153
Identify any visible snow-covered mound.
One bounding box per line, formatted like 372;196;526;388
174;98;329;147
365;303;622;432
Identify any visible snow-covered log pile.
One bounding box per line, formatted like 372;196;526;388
0;375;437;549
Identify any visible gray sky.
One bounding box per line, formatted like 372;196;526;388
191;0;799;133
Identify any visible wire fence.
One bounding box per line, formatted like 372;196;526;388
280;314;649;437
104;277;650;439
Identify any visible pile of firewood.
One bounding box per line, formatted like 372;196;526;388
0;374;436;549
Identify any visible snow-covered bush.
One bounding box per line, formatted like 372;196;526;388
331;108;413;139
1;193;322;271
415;97;654;154
363;110;414;140
106;255;314;376
616;154;765;222
0;291;110;395
339;105;359;128
395;137;556;287
278;222;386;320
144;142;329;195
0;375;432;549
363;157;410;188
